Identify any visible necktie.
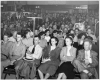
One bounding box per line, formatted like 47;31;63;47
32;46;35;54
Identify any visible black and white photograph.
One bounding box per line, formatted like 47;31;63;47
0;0;99;79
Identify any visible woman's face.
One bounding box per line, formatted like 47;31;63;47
51;38;57;46
46;31;50;36
65;38;72;46
75;29;79;35
53;33;57;37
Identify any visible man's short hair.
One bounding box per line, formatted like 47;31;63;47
84;39;92;45
17;32;23;37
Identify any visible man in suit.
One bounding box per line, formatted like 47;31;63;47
73;39;98;79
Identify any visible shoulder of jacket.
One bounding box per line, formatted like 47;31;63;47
91;50;98;56
62;47;66;50
78;49;84;53
72;46;77;50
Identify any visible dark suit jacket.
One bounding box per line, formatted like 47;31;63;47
42;46;61;66
77;49;98;68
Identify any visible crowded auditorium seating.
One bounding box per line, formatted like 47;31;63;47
1;1;99;79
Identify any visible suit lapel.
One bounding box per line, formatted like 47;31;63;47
90;50;93;58
82;50;85;60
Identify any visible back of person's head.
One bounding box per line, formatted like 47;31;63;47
21;29;30;38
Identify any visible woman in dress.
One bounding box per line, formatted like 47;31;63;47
57;36;77;79
38;37;61;79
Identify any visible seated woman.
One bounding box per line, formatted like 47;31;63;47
38;37;61;79
38;31;47;48
15;35;42;79
22;29;33;48
57;37;77;79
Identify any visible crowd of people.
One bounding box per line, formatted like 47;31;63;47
1;10;99;79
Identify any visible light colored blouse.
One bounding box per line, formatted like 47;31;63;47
60;46;76;62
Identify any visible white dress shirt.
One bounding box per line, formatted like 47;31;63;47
85;50;92;63
45;36;50;42
26;44;42;59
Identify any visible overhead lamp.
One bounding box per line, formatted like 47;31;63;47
36;6;38;8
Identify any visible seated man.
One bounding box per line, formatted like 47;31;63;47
15;35;43;79
73;39;98;79
1;32;26;77
1;33;10;60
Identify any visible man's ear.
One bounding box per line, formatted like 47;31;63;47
39;40;40;43
90;44;92;49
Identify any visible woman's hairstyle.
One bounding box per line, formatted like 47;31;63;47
77;32;87;39
38;31;45;39
67;34;74;39
45;29;50;34
49;37;59;46
53;30;58;34
21;29;30;38
57;30;62;35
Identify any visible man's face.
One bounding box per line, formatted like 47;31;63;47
34;37;39;45
4;35;8;42
17;34;22;42
87;29;92;34
13;31;17;39
84;41;91;51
